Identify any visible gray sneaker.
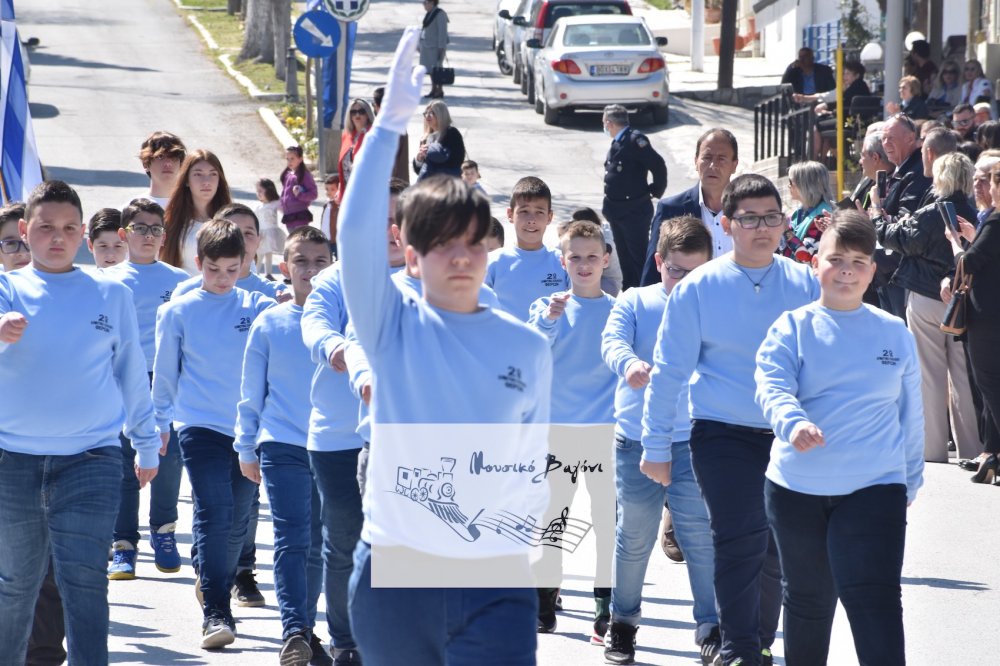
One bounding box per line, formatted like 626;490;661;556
201;614;236;650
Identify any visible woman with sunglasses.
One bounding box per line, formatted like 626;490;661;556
412;100;465;181
928;62;962;109
337;99;375;204
960;59;994;107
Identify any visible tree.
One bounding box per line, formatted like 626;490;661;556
227;0;242;15
273;0;292;81
239;0;275;64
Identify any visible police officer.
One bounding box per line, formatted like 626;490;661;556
601;104;667;289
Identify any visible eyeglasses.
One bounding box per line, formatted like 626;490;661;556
964;66;978;72
665;264;695;279
0;239;29;254
349;109;366;116
423;111;436;118
126;223;166;237
733;213;785;229
954;117;974;127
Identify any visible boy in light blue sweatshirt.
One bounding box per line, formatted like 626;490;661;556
485;176;568;320
235;226;336;664
152;219;275;650
337;29;552;665
601;215;719;665
527;219;617;639
104;198;190;581
755;211;923;666
0;180;160;664
641;174;820;666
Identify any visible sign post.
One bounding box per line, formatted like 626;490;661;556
294;10;341;175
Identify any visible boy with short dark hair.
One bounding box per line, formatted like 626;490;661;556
320;174;340;258
152;219;275;649
485;176;568;320
756;211;922;666
88;208;127;268
105;198;190;580
461;159;485;192
602;215;719;664
0;202;31;272
485;216;504;252
0;180;160;663
236;226;336;663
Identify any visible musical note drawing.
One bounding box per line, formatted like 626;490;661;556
475;507;592;552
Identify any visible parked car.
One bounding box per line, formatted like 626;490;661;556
517;0;632;105
494;0;521;75
529;15;669;126
498;0;533;85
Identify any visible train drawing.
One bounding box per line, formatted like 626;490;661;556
395;457;482;542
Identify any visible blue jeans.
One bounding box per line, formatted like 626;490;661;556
178;427;256;617
690;420;782;666
260;443;323;640
0;446;122;663
238;486;260;572
349;540;537;665
611;436;718;632
310;448;364;649
765;481;907;666
114;372;184;545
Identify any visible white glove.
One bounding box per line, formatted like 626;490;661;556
372;27;426;135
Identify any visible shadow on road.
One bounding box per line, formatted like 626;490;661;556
28;101;59;119
44;166;149;188
901;576;989;591
30;48;156;73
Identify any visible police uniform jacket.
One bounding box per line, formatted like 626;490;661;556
603;127;667;204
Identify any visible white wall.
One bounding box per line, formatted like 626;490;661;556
755;0;883;70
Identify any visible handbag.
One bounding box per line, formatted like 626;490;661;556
431;65;455;86
941;256;972;335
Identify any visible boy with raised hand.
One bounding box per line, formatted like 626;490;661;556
485;176;568;320
87;208;128;268
235;226;335;664
602;216;719;665
337;28;552;665
152;219;275;650
642;174;820;666
526;219;617;639
755;212;922;666
0;202;31;272
105;198;190;581
0;180;159;664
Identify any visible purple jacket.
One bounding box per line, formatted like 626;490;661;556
280;167;318;216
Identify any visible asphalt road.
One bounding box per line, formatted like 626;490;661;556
18;0;1000;664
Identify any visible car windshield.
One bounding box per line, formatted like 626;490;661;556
561;23;649;47
544;4;626;28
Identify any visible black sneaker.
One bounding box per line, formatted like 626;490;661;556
309;633;335;666
279;632;312;666
201;613;236;650
231;569;265;607
332;647;362;664
537;588;557;633
603;621;637;664
699;626;721;665
761;648;773;666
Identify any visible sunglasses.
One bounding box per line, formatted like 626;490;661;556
349;109;366;116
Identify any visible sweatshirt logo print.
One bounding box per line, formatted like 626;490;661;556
542;272;562;288
877;349;899;366
235;316;252;333
499;366;526;392
91;314;112;333
159;290;173;304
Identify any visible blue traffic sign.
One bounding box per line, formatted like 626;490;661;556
293;10;341;58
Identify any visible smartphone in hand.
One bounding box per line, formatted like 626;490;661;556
876;170;888;200
936;200;960;233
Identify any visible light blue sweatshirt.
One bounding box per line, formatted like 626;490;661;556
300;262;364;452
528;292;616;424
756;302;924;502
641;255;819;463
0;267;161;468
235;302;316;462
173;271;283;300
104;261;190;370
602;284;692;444
485;245;568;320
343;323;373;444
337;125;553;548
153;287;274;437
392;270;500;309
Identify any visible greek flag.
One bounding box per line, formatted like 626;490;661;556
0;0;42;203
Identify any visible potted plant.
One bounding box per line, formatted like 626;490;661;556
684;0;723;24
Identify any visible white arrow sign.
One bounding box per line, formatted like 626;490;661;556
301;17;334;48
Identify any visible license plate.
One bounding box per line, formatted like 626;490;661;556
590;64;630;76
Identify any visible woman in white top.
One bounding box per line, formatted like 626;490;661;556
161;149;232;274
960;59;994;107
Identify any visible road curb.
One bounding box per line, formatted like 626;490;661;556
218;53;286;101
258;107;298;152
186;14;219;50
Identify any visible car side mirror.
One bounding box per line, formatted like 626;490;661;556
526;38;542;49
498;9;512;19
655;36;668;47
512;16;528;26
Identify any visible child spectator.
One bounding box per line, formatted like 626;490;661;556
485;216;504;252
527;220;616;640
162;149;232;274
279;145;318;231
601;215;719;664
235;226;335;663
0;180;159;663
152;219;275;649
755;211;922;665
104;198;190;581
461;159;485;193
484;175;568;320
337;30;552;664
255;177;285;279
0;202;30;272
132;131;187;208
642;174;820;666
87;208;127;268
319;174;340;258
569;206;624;295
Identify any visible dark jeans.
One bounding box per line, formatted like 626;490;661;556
349;541;537;665
765;481;907;666
968;324;1000;455
603;197;654;290
238;487;260;572
26;560;66;666
690;420;782;666
309;448;364;650
178;427;256;617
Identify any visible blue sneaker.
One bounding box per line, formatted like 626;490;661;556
150;522;182;573
108;541;137;580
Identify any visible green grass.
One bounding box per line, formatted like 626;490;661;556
178;0;228;9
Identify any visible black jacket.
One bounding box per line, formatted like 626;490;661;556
963;212;1000;325
781;62;836;95
878;191;976;299
603;127;667;203
413;126;465;180
884;149;933;218
901;96;931;120
640;184;701;286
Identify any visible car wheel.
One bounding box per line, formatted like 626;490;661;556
526;72;536;105
543;96;560;126
534;85;544;114
498;48;513;75
652;105;670;125
520;67;529;95
513;60;522;84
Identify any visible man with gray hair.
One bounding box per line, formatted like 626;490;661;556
921;127;960;180
850;131;892;209
601;104;667;289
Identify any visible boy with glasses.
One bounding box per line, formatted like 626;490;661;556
0;202;31;272
642;175;819;666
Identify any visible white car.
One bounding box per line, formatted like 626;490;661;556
530;15;669;126
493;0;521;75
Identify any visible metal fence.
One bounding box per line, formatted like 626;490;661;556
753;87;815;168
